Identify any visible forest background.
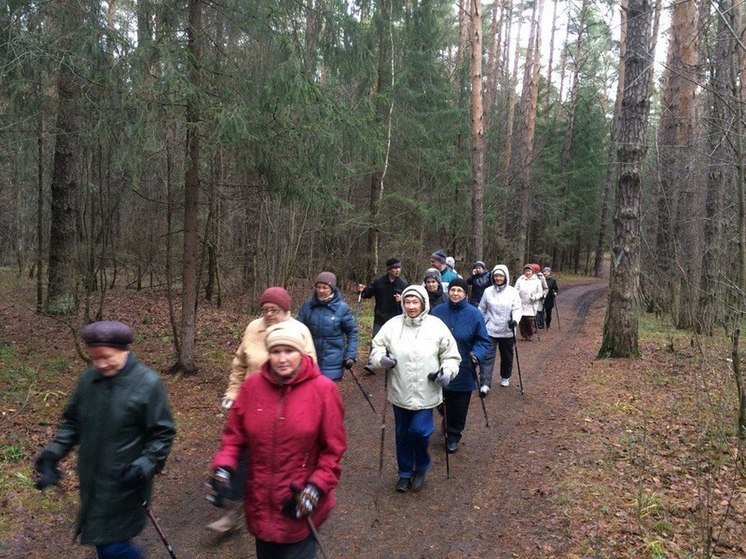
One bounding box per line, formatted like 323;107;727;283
1;1;745;556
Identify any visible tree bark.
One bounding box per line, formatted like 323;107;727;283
47;2;83;315
599;0;654;358
470;0;485;261
173;0;202;375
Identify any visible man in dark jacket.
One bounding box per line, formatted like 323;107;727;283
466;260;491;306
356;257;409;337
33;320;176;559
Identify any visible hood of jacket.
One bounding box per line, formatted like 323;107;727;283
491;264;510;289
400;284;429;326
259;353;320;387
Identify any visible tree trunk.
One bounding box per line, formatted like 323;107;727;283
599;0;654;358
594;0;628;277
367;0;393;280
470;0;485;261
47;3;83;316
173;0;202;375
514;0;543;264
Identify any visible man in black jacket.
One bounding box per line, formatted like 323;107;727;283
357;257;409;337
466;260;491;307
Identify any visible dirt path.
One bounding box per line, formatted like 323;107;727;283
140;279;608;559
6;277;607;558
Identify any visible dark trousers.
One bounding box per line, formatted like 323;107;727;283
444;391;472;444
256;535;316;559
518;316;535;339
480;336;515;386
535;309;545;328
545;305;554;327
228;448;249;501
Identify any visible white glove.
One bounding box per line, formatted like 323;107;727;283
480;385;490;397
432;370;451;388
379;355;397;369
221;396;233;410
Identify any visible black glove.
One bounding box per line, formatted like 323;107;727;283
343;358;355;370
508;319;517;329
479;385;490;399
282;483;320;519
379;355;397;369
206;467;233;508
428;370;450;388
34;450;61;490
120;462;149;490
469;353;479;367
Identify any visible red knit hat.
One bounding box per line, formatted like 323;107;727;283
259;287;291;311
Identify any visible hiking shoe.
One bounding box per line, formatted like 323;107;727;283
395;477;411;492
411;471;427;492
206;501;244;533
446;441;459;454
500;378;510;387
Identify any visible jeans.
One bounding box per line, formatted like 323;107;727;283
256;535;316;559
393;405;434;478
96;541;144;559
480;336;515;386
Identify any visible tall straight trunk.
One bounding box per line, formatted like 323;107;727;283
515;0;543;264
36;96;44;313
599;0;654;358
47;2;83;315
544;0;559;113
174;0;202;375
484;0;506;127
668;0;700;329
367;0;393;280
470;0;485;261
594;0;628;277
560;0;588;172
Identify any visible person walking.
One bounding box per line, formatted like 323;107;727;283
514;264;544;341
297;271;358;382
430;278;491;453
542;266;559;328
445;256;461;278
209;286;317;533
423;268;447;310
33;321;176;559
466;260;491;306
208;321;346;559
356;257;409;338
429;249;458;289
369;285;461;493
531;264;550;329
478;265;522;391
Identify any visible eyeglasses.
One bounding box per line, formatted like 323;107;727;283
261;307;283;315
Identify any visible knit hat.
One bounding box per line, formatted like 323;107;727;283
259;287;291;312
423;268;442;282
523;263;533;271
81;321;134;350
445;256;455;269
543;266;551;273
531;263;541;273
265;321;309;354
472;260;486;270
449;277;469;293
430;249;447;264
314;271;337;290
386;257;401;270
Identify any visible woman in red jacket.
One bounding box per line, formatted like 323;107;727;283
209;321;346;559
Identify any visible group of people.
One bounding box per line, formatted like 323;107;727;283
33;249;558;559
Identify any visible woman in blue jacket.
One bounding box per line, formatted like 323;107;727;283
430;278;491;453
298;272;358;381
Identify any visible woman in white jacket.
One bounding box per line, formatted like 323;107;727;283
514;263;545;341
478;265;522;391
369;285;461;493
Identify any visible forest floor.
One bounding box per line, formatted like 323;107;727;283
0;268;744;558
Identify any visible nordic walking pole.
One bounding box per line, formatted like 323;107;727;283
469;353;490;428
378;368;389;475
346;365;377;413
512;327;525;396
554;298;561;330
143;502;178;559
